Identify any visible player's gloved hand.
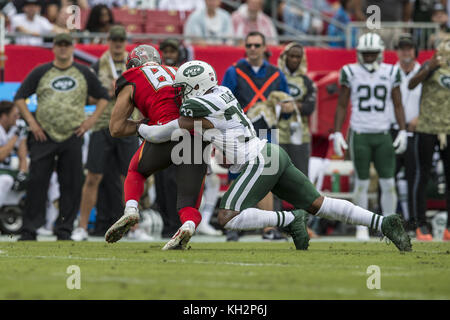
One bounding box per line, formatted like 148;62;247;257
393;130;407;154
12;171;28;192
330;132;348;157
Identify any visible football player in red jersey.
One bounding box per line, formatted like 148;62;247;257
105;45;208;249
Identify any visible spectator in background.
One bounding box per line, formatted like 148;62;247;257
158;0;205;11
160;38;189;66
231;0;278;45
328;0;357;48
183;0;233;45
14;33;109;240
428;2;450;48
222;31;289;241
88;0;125;7
281;0;332;37
0;101;28;214
390;34;422;235
71;26;140;241
354;0;412;47
408;37;450;241
10;0;65;46
85;4;114;43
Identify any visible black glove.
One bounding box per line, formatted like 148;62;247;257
12;171;28;192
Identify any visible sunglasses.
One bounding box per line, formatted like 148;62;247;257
245;43;263;49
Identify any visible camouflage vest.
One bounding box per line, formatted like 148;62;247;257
92;51;127;131
285;74;311;144
36;66;89;142
416;65;450;134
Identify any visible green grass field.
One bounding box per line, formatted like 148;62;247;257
0;241;449;300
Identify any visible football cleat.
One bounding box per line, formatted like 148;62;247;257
283;210;309;250
162;221;195;250
415;226;433;241
105;207;140;243
443;229;450;241
381;214;412;252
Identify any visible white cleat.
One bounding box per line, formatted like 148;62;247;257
162;221;195;250
196;222;222;236
105;207;140;243
71;227;88;241
356;225;370;241
37;226;54;237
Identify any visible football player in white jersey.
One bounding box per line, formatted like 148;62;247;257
331;33;408;240
0;101;28;210
138;60;412;252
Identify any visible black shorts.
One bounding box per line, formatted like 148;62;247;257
132;135;210;210
86;128;139;176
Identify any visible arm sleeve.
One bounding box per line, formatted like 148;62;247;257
221;67;238;96
13;64;50;100
78;64;110;100
392;67;402;88
278;71;290;94
179;99;212;118
90;61;100;75
300;76;317;116
339;66;351;88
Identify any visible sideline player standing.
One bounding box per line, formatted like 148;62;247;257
331;32;408;240
138;60;412;252
104;45;208;244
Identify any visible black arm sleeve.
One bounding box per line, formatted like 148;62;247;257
115;74;132;98
74;63;110;101
300;76;316;117
13;63;53;100
90;60;100;75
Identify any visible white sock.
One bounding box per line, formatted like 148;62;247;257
379;178;397;216
354;178;369;208
0;175;14;207
397;179;409;221
125;200;138;209
201;174;220;224
316;197;383;232
224;208;295;230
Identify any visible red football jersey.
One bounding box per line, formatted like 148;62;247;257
115;64;181;125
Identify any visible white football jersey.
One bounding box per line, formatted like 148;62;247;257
340;63;401;133
0;121;25;170
180;85;267;173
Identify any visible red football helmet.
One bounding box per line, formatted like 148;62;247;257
126;45;161;70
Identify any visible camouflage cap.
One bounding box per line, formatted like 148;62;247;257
109;25;127;40
53;33;73;45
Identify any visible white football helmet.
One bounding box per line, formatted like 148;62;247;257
356;33;385;72
173;60;218;102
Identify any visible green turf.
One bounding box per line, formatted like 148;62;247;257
0;241;449;300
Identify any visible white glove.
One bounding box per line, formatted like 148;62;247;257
137;119;180;143
330;132;348;157
393;130;407;154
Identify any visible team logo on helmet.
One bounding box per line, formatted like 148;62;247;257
182;65;204;77
51;76;77;91
439;75;450;89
